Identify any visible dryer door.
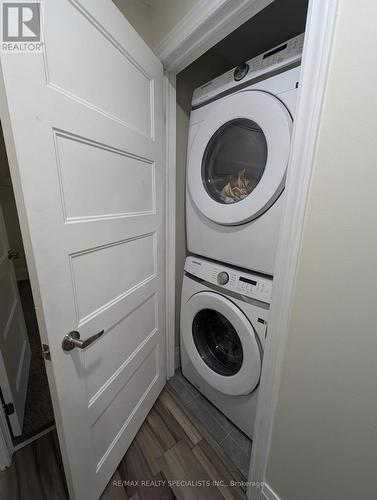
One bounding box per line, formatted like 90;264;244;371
188;90;293;225
182;291;261;396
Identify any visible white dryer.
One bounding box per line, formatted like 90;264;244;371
180;256;272;439
186;34;304;275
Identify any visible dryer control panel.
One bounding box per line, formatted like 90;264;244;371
192;33;304;108
185;256;273;304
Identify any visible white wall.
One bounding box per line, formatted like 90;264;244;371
265;2;377;499
151;0;199;47
112;0;153;46
112;0;199;48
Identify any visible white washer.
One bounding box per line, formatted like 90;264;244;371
186;34;304;275
180;256;272;439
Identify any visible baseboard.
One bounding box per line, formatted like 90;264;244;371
13;424;55;452
262;483;281;500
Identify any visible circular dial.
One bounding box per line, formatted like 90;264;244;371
234;62;249;81
217;271;229;285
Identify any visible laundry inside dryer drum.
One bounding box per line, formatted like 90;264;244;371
192;309;243;376
202;118;267;205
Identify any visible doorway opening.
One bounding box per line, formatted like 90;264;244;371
0;122;55;447
174;0;308;482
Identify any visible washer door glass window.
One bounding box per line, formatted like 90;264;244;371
202;118;267;205
182;290;262;395
192;309;243;376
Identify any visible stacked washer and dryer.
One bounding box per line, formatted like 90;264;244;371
180;34;304;439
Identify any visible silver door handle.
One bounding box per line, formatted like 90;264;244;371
62;329;104;351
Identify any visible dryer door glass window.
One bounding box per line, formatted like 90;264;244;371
192;309;243;376
202;118;267;204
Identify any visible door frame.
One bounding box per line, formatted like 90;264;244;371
160;2;338;500
154;0;274;74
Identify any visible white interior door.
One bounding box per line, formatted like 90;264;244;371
0;203;31;436
0;1;165;498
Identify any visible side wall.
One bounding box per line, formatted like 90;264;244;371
112;0;153;46
151;0;200;47
265;2;377;499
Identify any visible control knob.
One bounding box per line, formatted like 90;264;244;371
234;62;249;81
217;271;229;285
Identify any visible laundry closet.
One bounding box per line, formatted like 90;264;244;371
172;0;308;477
0;0;310;498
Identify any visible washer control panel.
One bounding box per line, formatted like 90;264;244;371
185;256;272;304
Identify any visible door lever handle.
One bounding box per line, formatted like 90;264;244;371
62;329;104;352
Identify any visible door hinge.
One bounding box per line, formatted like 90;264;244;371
3;402;14;416
41;344;51;360
7;249;19;260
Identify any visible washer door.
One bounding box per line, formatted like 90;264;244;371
188;90;292;225
182;291;261;396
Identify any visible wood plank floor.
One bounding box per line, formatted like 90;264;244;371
0;387;246;500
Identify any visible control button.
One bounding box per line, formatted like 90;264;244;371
234;62;249;81
217;271;229;285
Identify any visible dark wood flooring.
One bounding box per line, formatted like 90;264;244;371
0;387;246;500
